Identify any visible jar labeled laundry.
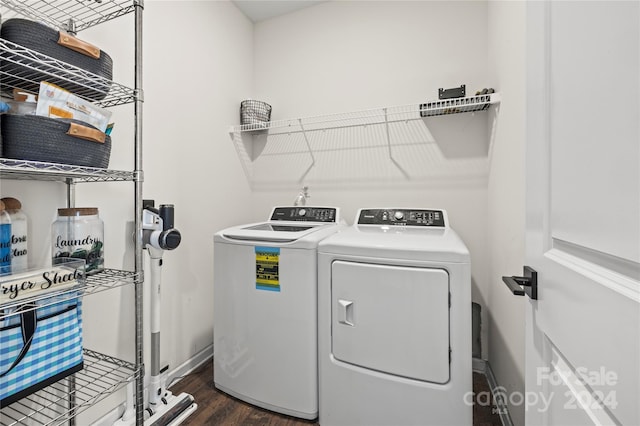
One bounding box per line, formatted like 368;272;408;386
52;207;104;275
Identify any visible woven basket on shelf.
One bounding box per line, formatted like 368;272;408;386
1;115;111;168
0;18;113;100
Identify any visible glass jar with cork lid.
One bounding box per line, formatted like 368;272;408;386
52;207;104;275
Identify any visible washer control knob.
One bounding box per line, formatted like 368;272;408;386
298;209;306;217
394;211;404;221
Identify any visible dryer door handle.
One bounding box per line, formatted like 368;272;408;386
338;299;355;326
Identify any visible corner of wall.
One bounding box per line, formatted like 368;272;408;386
486;1;527;425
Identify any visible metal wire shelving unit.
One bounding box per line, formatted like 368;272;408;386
0;0;145;424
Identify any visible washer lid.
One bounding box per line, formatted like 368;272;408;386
221;222;328;243
215;206;343;246
243;223;315;232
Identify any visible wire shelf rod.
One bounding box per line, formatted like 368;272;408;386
0;269;138;320
0;159;135;182
0;0;135;31
0;39;135;107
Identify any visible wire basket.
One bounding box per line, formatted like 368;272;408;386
240;100;271;130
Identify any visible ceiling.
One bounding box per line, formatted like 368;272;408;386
232;0;326;23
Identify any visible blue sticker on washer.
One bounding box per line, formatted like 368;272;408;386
255;246;280;292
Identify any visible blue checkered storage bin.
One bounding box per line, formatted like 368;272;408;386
0;293;83;407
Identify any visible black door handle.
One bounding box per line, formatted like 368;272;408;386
502;266;538;300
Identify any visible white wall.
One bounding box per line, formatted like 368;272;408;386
487;2;526;425
249;0;494;357
1;0;254;422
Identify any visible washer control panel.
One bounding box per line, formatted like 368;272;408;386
270;207;338;223
357;209;446;227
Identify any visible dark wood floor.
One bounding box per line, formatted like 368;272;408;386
170;359;502;426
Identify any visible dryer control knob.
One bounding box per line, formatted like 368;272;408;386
394;211;404;221
298;209;306;217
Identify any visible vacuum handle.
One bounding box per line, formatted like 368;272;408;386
159;204;174;230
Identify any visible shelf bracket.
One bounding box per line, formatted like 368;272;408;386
384;108;409;179
65;18;77;35
297;119;316;182
134;88;145;102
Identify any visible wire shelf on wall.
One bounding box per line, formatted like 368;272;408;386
0;159;135;182
229;93;501;135
0;39;136;107
0;269;138;321
229;93;500;188
0;0;136;32
0;349;137;426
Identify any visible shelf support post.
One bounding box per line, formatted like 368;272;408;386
67;374;77;426
65;178;76;208
134;1;145;425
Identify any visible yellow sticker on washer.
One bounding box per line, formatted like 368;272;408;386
255;246;280;292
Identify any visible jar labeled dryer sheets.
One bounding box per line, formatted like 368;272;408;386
52;207;104;274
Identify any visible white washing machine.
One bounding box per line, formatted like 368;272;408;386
317;208;472;426
213;206;343;419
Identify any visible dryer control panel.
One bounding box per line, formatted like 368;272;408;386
270;207;338;223
357;209;446;227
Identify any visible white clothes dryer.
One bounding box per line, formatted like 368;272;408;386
213;206;343;420
317;208;472;426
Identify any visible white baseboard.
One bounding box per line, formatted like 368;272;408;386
92;344;213;426
166;344;214;388
472;357;514;426
473;356;488;373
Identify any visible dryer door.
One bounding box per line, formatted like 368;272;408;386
331;261;450;384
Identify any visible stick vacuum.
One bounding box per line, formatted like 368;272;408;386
114;201;197;426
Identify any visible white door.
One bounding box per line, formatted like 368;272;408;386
524;2;640;425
